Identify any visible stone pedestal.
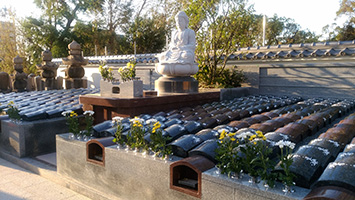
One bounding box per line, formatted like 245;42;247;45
155;76;198;94
65;78;87;89
1;118;68;157
156;63;199;77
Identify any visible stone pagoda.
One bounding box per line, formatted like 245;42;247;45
62;40;88;89
37;50;59;90
12;55;27;92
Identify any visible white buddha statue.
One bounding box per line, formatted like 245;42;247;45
156;11;199;76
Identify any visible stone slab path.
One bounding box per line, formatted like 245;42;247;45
0;157;91;200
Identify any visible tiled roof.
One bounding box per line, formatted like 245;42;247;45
53;54;159;65
229;40;355;61
52;41;355;65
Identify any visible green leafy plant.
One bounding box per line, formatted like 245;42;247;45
215;129;242;177
127;117;147;150
98;60;114;81
118;57;136;82
112;116;125;146
61;110;80;136
83;110;94;136
147;119;172;158
275;140;296;189
6;101;21;121
215;129;280;187
195;66;246;88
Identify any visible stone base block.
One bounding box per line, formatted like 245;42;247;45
155;76;198;94
65;78;87;89
100;79;143;98
1;118;68;157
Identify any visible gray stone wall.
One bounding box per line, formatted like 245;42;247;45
231;59;355;98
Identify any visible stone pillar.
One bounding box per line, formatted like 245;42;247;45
56;76;64;90
37;50;59;90
62;40;88;89
0;71;11;93
35;75;44;91
26;73;36;91
12;55;27;92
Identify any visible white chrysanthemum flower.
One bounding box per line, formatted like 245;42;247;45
61;110;72;117
130;117;144;124
218;128;229;134
146;118;157;125
275;140;295;149
112;116;124;123
84;110;95;116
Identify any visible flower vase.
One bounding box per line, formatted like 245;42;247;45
76;134;82;140
282;184;295;194
83;135;90;141
68;133;75;140
263;182;270;191
248;175;260;184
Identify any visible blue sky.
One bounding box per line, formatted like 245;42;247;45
248;0;347;35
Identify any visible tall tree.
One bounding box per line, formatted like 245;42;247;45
100;0;134;54
263;14;319;45
125;14;168;54
20;0;104;67
182;0;258;87
0;8;18;73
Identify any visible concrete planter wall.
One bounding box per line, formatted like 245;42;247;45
1;118;68;157
202;169;310;200
56;134;310;200
56;134;195;200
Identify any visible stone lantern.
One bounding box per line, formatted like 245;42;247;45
12;55;27;92
62;40;88;89
37;50;59;90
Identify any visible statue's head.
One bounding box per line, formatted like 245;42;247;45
175;11;189;30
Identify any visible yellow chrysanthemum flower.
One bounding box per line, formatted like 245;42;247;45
249;134;257;141
231;137;236;141
153;121;161;128
256;130;264;137
228;132;236;137
219;130;227;140
108;67;113;72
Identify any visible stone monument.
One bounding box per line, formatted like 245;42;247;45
12;55;27;92
0;71;11;93
37;50;59;90
155;11;199;94
62;40;88;89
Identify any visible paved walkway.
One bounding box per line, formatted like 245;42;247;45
0;157;91;200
